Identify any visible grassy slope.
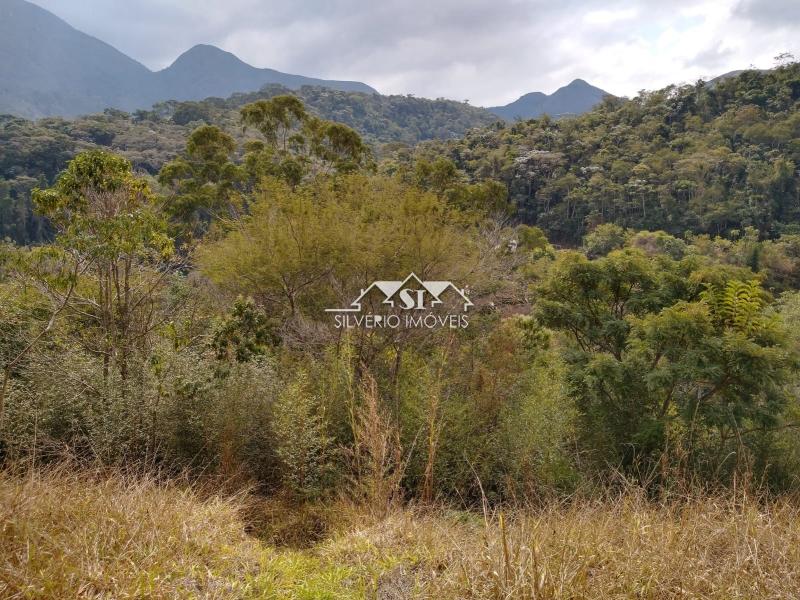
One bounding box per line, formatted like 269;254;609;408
2;469;800;599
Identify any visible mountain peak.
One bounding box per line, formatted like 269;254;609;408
488;79;611;121
565;78;590;87
0;4;377;118
157;43;377;101
186;43;225;53
165;44;247;71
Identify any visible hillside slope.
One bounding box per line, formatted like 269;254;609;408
0;0;153;118
412;65;800;243
0;85;497;244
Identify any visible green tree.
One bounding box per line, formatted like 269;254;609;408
32;150;176;388
211;296;275;362
158;125;241;235
536;248;793;482
583;223;628;258
240;95;370;187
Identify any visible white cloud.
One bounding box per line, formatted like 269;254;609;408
30;0;800;106
583;7;638;26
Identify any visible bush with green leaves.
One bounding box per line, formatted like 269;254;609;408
535;247;796;485
271;371;333;499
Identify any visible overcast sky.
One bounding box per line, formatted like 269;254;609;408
31;0;800;106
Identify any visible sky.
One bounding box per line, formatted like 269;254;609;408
31;0;800;107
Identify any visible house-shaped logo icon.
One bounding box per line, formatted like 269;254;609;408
326;273;473;313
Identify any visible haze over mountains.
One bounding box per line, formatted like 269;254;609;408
0;0;375;118
0;0;610;121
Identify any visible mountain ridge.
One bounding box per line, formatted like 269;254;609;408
0;0;376;118
488;79;610;120
153;44;376;103
0;0;610;123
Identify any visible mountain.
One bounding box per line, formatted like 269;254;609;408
705;68;769;89
0;0;376;119
0;0;154;118
154;44;375;102
488;79;610;120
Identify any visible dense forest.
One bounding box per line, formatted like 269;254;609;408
4;64;800;598
7;65;800;251
0;84;495;244
404;63;800;244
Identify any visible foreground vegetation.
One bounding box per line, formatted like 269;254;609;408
3;467;800;599
4;63;800;596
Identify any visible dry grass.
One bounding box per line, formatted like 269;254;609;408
2;467;800;599
422;493;800;599
0;465;263;599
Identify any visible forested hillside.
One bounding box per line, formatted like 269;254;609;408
404;64;800;244
0;85;497;244
9;66;800;249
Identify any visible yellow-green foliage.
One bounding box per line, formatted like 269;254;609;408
197;175;480;320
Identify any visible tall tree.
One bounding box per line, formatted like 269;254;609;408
240;95;370;187
158;125;241;237
33;150;176;389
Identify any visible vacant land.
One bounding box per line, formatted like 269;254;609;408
2;467;799;599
